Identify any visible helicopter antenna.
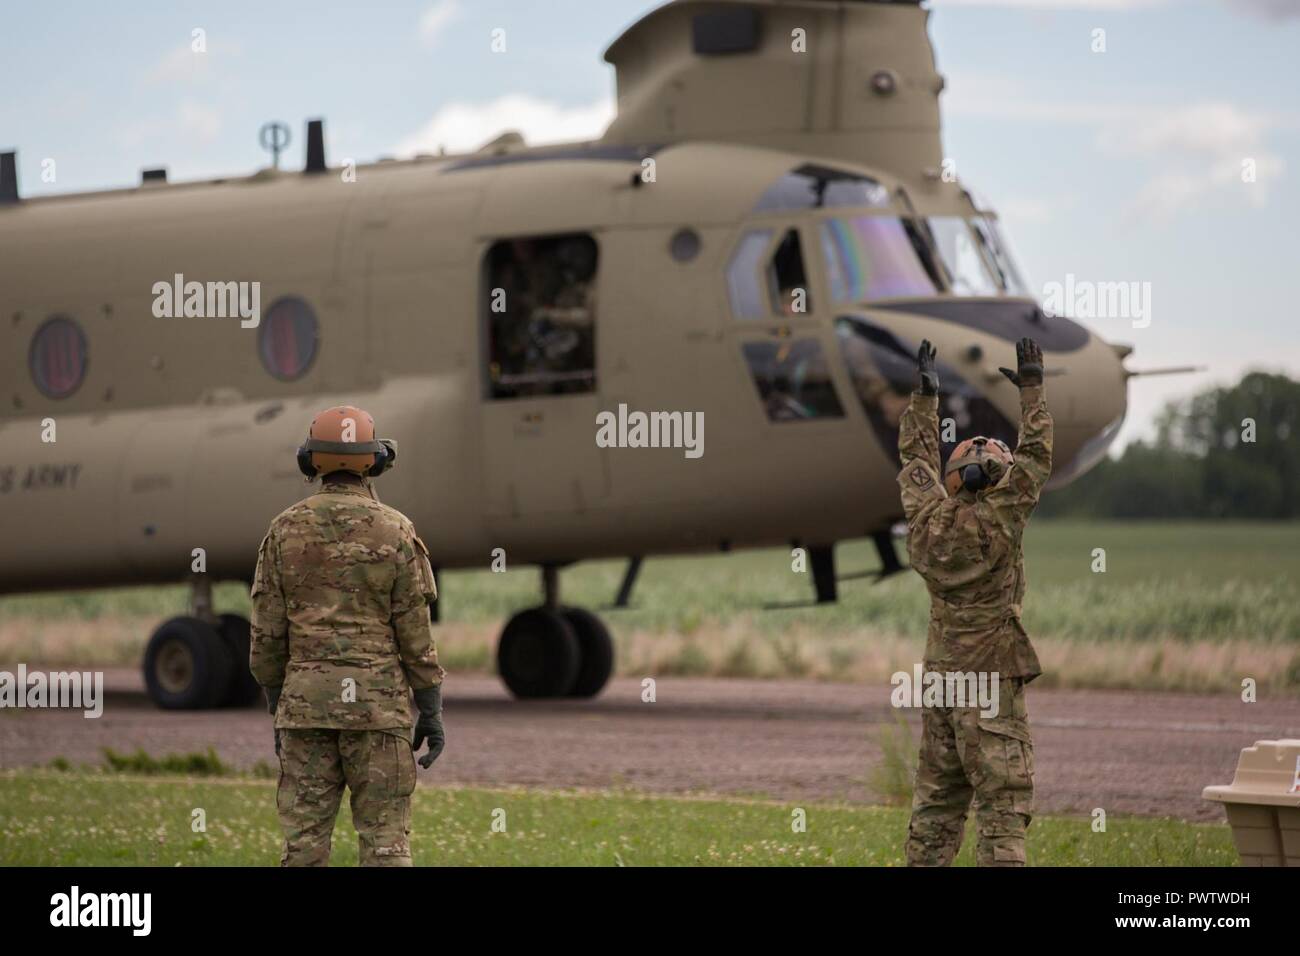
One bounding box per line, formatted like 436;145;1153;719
259;121;291;170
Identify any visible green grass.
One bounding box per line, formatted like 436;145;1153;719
0;769;1237;867
2;521;1297;692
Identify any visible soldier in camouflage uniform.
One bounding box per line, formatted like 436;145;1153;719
897;338;1052;867
250;405;445;867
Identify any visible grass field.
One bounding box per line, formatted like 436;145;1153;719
0;769;1236;867
1;521;1297;693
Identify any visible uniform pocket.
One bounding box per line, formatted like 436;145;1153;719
396;734;417;797
369;731;417;800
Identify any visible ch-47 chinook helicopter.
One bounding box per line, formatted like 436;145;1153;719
0;0;1150;709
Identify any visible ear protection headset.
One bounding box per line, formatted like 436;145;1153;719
296;438;398;479
944;436;1013;495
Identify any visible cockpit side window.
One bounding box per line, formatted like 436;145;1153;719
770;229;812;317
727;227;814;319
741;338;844;422
726;229;774;320
820;216;938;303
484;233;598;400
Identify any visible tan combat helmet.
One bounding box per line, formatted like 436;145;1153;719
295;405;397;479
944;436;1014;496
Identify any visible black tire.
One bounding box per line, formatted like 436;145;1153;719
143;616;235;710
497;608;581;698
561;607;614;698
217;613;263;708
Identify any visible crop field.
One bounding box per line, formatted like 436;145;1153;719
1;521;1297;694
0;769;1236;867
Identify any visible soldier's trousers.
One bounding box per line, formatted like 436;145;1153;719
905;677;1034;867
277;728;417;867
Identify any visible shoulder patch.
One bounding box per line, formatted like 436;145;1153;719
908;463;935;490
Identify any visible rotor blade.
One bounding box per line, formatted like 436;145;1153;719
1124;365;1206;379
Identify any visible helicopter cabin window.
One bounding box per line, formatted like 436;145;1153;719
258;296;320;381
485;234;598;399
726;228;813;319
741;339;844;423
819;216;939;303
29;315;88;399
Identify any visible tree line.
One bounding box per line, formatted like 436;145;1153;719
1037;371;1299;519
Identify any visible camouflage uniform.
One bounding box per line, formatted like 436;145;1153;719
897;384;1052;866
250;475;444;867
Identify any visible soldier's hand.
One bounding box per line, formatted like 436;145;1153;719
412;685;445;769
916;339;939;396
998;337;1043;388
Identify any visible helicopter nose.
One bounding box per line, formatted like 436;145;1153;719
859;298;1128;488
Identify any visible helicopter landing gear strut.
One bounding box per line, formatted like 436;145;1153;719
142;575;262;709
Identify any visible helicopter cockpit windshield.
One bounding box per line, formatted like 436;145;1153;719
919;216;1033;299
730;163;1035;456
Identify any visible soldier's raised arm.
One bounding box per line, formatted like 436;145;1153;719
249;526;289;692
984;337;1054;531
897;339;946;521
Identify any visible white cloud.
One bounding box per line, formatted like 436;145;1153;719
1220;0;1300;19
419;0;461;47
947;80;1287;219
116;101;223;152
144;38;242;86
934;0;1300;15
145;44;213;85
178;101;222;144
394;94;615;156
1096;100;1285;218
998;197;1057;223
931;0;1166;8
1099;100;1273;157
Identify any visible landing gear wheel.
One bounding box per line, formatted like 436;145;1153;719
560;607;614;698
497;608;580;698
143;616;235;710
217;613;262;708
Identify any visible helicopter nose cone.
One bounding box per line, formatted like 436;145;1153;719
855;297;1128;488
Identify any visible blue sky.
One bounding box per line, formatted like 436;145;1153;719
2;0;1296;447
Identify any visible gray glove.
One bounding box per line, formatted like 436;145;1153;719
412;685;445;769
999;337;1043;388
916;340;939;396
